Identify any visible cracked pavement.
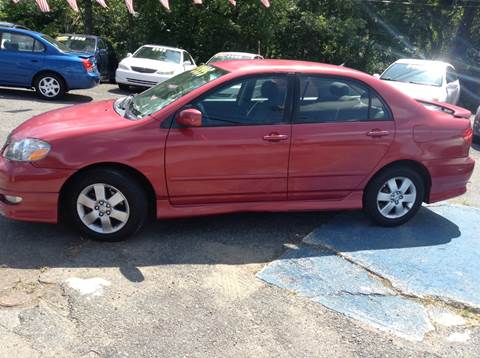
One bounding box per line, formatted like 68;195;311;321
1;85;480;357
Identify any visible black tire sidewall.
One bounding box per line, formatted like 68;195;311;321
67;169;148;242
364;167;425;226
35;73;66;100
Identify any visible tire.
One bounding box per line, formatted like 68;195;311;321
118;83;130;91
364;166;425;227
66;168;148;242
34;73;66;100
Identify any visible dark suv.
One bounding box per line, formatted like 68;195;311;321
56;34;118;82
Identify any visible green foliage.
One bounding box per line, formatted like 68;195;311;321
0;0;479;107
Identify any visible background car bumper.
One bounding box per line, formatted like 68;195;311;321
0;157;73;223
116;68;172;87
66;71;100;90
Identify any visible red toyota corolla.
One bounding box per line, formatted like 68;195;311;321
0;60;475;241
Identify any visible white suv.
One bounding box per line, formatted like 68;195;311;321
116;45;196;90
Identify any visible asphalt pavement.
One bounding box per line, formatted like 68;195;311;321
0;84;479;357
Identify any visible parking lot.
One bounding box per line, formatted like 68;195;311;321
1;85;480;358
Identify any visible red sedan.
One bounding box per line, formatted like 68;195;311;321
0;60;475;241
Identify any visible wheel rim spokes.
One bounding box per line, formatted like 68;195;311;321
39;77;60;97
76;183;130;234
376;177;417;219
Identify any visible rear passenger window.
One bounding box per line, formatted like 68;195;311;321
0;32;36;52
295;76;391;123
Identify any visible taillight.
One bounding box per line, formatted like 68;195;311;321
464;127;473;147
82;58;94;72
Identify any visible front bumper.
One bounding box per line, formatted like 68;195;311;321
115;68;173;87
0;157;74;223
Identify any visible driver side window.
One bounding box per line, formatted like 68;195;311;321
192;75;288;127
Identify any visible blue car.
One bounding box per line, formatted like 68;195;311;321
0;28;100;100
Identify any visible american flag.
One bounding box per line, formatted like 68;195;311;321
35;0;50;12
193;0;202;4
96;0;108;8
125;0;136;14
228;0;236;5
260;0;270;7
66;0;79;12
159;0;170;10
12;0;21;3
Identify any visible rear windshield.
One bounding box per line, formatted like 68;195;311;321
41;34;72;52
56;35;96;52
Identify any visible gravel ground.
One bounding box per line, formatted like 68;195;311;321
0;84;479;358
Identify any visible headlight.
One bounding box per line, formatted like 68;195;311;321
3;138;51;162
118;63;130;70
156;70;174;75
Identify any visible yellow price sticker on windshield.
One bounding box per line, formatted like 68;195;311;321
191;65;215;77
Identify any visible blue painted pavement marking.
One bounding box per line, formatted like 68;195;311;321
257;247;434;341
257;204;479;340
303;205;480;309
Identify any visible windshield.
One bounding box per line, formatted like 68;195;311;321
133;46;181;64
207;54;255;63
56;35;96;52
122;65;228;119
41;34;72;52
381;63;443;87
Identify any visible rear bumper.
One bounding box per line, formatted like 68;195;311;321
66;71;100;90
0;157;73;224
115;68;172;87
426;156;475;203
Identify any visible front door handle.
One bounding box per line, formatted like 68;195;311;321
31;59;39;63
366;129;390;137
263;133;289;142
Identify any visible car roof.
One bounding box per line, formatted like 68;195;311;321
213;52;261;57
0;26;41;36
141;44;183;52
213;59;363;76
58;33;98;39
394;58;453;68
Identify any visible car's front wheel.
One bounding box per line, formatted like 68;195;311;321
67;169;148;241
364;167;425;226
34;73;66;100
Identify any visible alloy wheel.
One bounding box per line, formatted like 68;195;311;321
76;183;130;234
38;76;61;98
376;177;417;219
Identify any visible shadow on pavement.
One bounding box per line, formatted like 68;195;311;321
304;207;461;252
0;211;330;282
108;87;144;95
0;87;93;105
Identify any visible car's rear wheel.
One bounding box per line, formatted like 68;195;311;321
364;167;424;226
67;169;148;241
34;73;66;100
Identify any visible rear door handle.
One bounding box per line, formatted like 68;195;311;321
366;129;390;137
263;133;289;142
31;59;39;63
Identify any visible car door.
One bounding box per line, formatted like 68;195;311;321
182;51;196;72
445;66;460;105
0;31;45;86
96;38;108;78
165;74;292;205
288;75;395;201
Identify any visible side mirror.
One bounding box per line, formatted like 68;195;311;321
126;52;133;57
176;108;202;127
373;73;380;78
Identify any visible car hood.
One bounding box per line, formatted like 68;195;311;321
121;57;181;71
381;80;444;101
11;100;132;142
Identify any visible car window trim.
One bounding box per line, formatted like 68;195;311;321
292;73;394;124
171;73;295;128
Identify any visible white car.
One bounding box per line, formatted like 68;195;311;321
206;51;263;64
116;45;196;89
375;59;460;105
